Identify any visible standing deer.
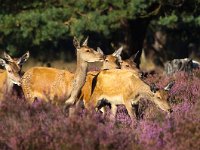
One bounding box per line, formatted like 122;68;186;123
78;46;124;107
86;69;174;122
78;50;143;117
0;51;29;100
21;37;104;104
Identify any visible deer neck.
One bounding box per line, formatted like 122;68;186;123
68;54;88;103
74;57;88;88
4;73;14;94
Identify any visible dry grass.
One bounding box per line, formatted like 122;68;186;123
22;58;103;73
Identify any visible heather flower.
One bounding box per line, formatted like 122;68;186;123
0;69;200;149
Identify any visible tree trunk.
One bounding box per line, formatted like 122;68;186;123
123;17;151;69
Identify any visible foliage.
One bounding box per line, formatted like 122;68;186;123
0;0;200;58
149;0;200;59
0;69;200;149
0;0;155;55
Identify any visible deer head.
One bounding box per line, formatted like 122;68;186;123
73;37;104;63
120;59;138;70
120;50;139;70
150;81;175;113
0;51;30;86
102;46;123;70
120;52;141;76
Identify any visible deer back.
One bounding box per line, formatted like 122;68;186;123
87;69;172;114
21;67;74;104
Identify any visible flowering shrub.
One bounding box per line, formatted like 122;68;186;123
0;69;200;150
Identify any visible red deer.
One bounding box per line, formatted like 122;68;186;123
78;46;124;108
101;46;123;70
120;53;142;77
85;69;174;121
0;51;29;100
79;53;143;115
21;37;104;104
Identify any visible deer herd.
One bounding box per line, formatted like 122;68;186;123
0;37;179;122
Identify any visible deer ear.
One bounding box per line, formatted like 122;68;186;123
0;58;6;67
112;46;123;57
150;83;159;93
97;47;104;55
132;50;140;61
112;46;123;62
17;51;30;65
82;36;89;46
4;52;13;62
73;37;80;49
164;80;175;91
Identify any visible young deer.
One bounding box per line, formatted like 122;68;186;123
101;46;123;70
87;69;174;121
120;57;141;77
0;51;30;100
21;37;104;104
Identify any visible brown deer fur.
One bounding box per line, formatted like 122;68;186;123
21;37;104;104
85;69;173;121
0;52;29;100
80;53;142;110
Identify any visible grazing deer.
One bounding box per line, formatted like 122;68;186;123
21;37;104;104
86;69;174;121
0;51;30;100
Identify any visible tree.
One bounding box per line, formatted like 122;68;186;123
0;0;200;66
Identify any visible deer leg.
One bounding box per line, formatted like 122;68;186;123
131;94;144;120
68;99;84;117
125;101;136;123
132;103;140;120
64;97;76;107
99;107;106;114
96;98;111;116
110;104;117;122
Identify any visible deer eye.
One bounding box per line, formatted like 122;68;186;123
8;70;12;73
86;50;90;52
105;59;109;62
126;65;130;67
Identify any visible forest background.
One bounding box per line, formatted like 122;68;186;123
0;0;200;71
